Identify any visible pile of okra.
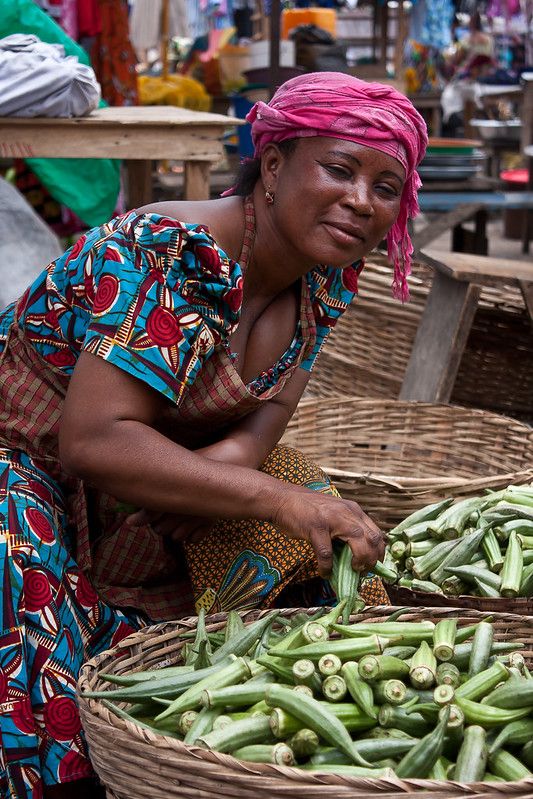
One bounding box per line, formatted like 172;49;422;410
84;606;533;782
371;484;533;598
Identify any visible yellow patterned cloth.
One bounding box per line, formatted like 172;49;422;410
184;445;388;614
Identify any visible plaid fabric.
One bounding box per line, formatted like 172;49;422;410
0;197;361;621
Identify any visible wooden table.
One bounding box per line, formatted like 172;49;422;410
0;106;241;207
399;248;533;403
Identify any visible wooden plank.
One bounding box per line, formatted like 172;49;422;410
183;161;211;200
125;160;153;207
413;203;482;251
0;125;226;161
399;272;481;403
519;281;533;325
0;106;242;127
419;248;533;285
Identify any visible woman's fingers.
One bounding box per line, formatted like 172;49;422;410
308;526;334;577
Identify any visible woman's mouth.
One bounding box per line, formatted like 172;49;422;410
322;222;366;246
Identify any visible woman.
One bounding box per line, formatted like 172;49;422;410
0;72;427;798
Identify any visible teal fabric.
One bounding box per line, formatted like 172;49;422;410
0;0;121;226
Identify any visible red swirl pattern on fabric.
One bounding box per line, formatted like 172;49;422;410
93;274;120;315
75;575;98;608
43;697;82;741
25;508;55;544
24;570;53;612
146;306;183;347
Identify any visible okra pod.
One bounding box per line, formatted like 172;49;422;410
433;619;457;662
292;659;319;688
433;684;454;706
200;676;276;710
183;705;222;745
358;654;410;682
488;719;533;755
388;498;454;538
83;658;234;702
453;725;487;783
390;540;407;561
488;749;533;781
436;662;461;688
101;663;195;687
409;640;437;689
378;704;431;737
287;729;319;759
481;528;504;572
177;710;198;735
154;657;252;721
300;764;394;777
321;674;347;702
395;706;450;778
301;621;328;645
430;527;487;586
468;622;494;678
410;538;461;580
330;541;361;624
212;612;278;664
444;565;501;592
451;641;521;672
231;742;296;766
317;653;342;677
101;699;181;739
265;684;371;766
331;620;434;644
456;661;509;702
500;530;523;598
196;713;274;753
520;741;533;770
406;540;433;558
483;676;533;709
373;679;407;706
341;661;378;720
269;635;391;662
456;696;530;727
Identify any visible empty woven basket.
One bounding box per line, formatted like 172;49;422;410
306;255;533;423
281;397;533;531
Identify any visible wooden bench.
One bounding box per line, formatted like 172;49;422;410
415;191;533;254
399;248;533;403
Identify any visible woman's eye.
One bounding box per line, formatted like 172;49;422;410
325;164;351;178
376;183;400;197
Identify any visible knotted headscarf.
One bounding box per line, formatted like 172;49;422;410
245;72;428;301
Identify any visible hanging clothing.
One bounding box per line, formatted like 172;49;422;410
90;0;138;106
129;0;189;56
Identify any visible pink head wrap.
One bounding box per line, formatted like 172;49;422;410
245;72;428;301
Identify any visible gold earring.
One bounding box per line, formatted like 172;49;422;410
265;188;275;205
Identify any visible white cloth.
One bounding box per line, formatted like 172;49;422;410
0;177;61;309
441;79;483;122
130;0;189;55
0;34;100;117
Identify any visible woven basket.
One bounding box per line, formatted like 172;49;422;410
306;255;533;423
281;396;533;532
78;605;533;799
386;584;533;616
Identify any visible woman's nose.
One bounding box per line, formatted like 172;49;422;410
346;182;374;216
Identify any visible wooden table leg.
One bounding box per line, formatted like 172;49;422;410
399;271;481;402
124;160;153;209
183;160;211;200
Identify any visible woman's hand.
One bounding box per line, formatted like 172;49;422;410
272;489;385;578
126;509;215;544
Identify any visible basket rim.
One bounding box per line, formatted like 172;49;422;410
78;605;533;794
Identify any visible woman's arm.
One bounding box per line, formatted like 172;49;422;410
59;352;384;574
197;367;310;469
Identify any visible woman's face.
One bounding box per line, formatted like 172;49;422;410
266;137;406;269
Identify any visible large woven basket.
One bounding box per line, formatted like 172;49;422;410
281;396;533;532
78;605;533;799
306;255;533;423
385;583;533;615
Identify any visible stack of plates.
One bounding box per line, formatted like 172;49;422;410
418;137;487;181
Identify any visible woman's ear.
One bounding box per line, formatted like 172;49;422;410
259;143;283;194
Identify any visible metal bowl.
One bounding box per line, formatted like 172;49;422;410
470;119;522;142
